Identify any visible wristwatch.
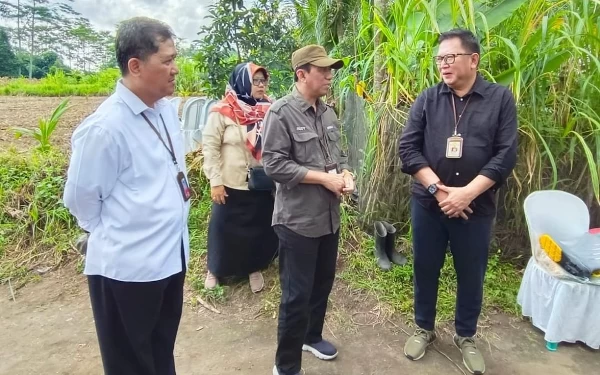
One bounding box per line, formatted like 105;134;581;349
427;182;440;195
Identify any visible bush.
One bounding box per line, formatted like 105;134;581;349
0;148;77;281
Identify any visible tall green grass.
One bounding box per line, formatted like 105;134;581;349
304;0;600;256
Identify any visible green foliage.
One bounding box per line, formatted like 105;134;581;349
0;27;19;77
175;57;204;97
299;0;600;255
194;0;299;98
11;98;70;152
0;68;119;96
293;0;360;50
13;51;70;79
0;148;77;282
0;59;201;97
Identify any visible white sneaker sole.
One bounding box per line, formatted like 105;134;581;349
454;339;485;375
403;340;432;361
302;344;338;360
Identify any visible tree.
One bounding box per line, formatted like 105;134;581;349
0;27;19;76
14;50;67;78
0;0;113;75
194;0;299;98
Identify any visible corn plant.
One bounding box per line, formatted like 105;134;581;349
11;98;70;152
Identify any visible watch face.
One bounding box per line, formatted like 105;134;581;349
428;184;437;194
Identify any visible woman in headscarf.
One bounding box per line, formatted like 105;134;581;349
201;62;278;293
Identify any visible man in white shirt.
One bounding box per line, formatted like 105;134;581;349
63;17;190;375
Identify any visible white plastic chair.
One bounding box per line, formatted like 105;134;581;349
170;97;183;118
518;190;600;350
180;97;213;153
524;190;600;276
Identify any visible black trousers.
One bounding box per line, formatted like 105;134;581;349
88;270;186;375
411;198;494;337
274;225;339;375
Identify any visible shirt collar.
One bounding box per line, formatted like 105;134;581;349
439;73;487;98
116;79;167;116
291;86;327;115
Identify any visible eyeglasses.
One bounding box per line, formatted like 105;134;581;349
252;78;269;86
433;53;473;65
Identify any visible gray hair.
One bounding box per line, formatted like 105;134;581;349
115;17;175;75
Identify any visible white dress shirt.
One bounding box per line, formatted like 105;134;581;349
64;81;191;282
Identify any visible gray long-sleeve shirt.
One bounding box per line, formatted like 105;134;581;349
262;87;350;238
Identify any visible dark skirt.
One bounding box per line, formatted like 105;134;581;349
207;186;278;277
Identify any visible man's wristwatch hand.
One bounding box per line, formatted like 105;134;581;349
427;181;442;195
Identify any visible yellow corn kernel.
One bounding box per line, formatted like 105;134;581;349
539;234;563;262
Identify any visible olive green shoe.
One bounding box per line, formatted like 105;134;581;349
454;335;485;374
404;328;436;361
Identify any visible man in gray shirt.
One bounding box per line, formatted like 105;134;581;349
262;44;354;375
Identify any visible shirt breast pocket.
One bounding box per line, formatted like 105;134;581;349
466;108;496;149
292;131;320;165
326;128;341;159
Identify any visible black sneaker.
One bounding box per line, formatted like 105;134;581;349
302;340;338;360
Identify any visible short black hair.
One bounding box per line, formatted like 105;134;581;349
116;17;175;76
438;28;481;55
294;63;312;82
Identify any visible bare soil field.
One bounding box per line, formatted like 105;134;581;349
1;96;599;374
0;96;107;152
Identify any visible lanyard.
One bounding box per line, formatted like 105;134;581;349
314;115;332;163
450;94;472;136
140;113;179;169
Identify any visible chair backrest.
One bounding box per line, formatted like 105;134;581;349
180;97;219;153
181;97;206;130
169;97;182;115
524;190;590;251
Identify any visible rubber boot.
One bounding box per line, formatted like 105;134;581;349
374;221;392;271
382;222;407;266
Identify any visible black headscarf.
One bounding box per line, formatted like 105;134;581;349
228;62;270;106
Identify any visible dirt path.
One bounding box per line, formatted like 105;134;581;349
1;269;598;375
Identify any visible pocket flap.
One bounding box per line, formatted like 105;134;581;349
292;131;318;143
326;129;341;141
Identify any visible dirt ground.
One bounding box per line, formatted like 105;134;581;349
1;267;600;375
0;96;107;152
1;96;600;374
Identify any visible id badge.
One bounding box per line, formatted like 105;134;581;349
325;162;339;175
177;171;191;201
446;136;463;159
